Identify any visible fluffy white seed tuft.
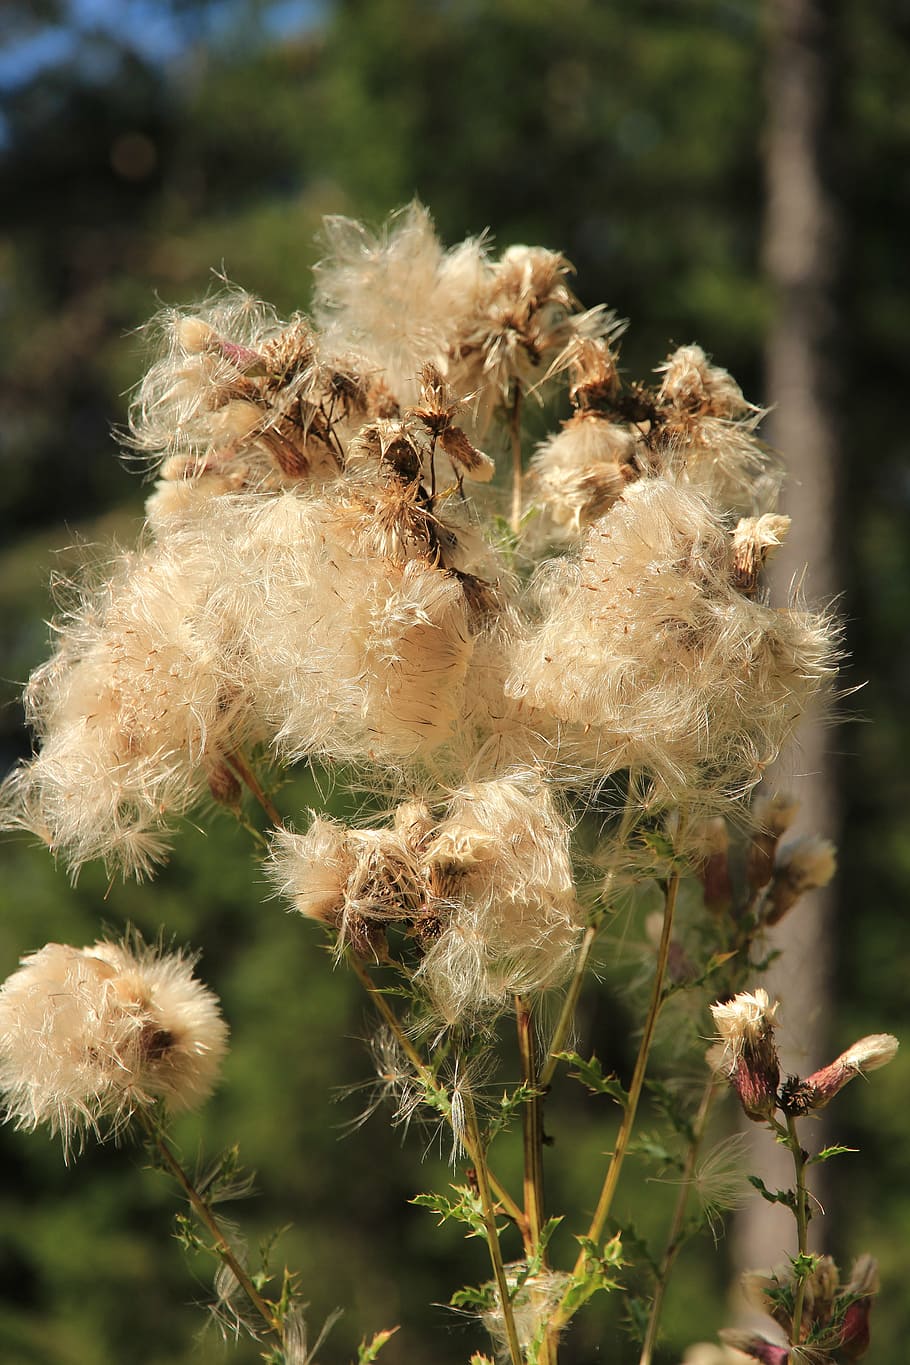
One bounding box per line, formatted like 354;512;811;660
0;937;228;1155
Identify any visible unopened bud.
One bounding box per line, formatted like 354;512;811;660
176;317;215;353
765;836;836;926
710;989;781;1121
746;794;799;892
841;1256;879;1360
176;317;261;369
695;817;732;914
801;1034;898;1110
719;1330;789;1364
439;425;495;481
206;759;242;809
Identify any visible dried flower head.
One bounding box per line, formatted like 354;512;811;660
270;770;581;1021
0;535;253;878
654;344;780;514
0;937;228;1155
415;770;583;1022
742;1254;880;1358
507;477;836;805
765;836;837;926
480;1264;570;1360
527;410;638;542
746;792;801;891
710;988;781;1121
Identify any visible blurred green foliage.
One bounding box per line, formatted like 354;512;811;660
0;1;908;1362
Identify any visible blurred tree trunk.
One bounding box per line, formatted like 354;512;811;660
736;0;842;1280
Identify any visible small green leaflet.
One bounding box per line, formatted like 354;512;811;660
554;1051;628;1104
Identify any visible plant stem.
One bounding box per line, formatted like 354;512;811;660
143;1116;282;1339
786;1112;811;1346
226;749;283;827
551;865;683;1333
540;793;640;1092
462;1084;525;1365
638;1077;718;1365
510;387;523;535
348;956;527;1235
539;922;598;1092
515;995;558;1365
515;994;546;1256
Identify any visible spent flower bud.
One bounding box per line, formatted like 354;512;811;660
765;836;837;926
840;1255;879;1360
746;793;800;892
710;989;780;1121
799;1034;899;1110
719;1331;789;1365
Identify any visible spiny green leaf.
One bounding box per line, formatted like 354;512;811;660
748;1174;797;1209
410;1186;488;1237
356;1325;400;1362
810;1143;859;1165
450;1282;495;1311
790;1251;819;1281
554;1051;628;1103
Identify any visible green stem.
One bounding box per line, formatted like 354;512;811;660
348;956;527;1236
538;922;598;1092
540;796;640;1092
462;1085;525;1365
515;994;546;1256
551;864;683;1333
516;993;558;1365
786;1113;811;1345
638;1078;718;1365
143;1116;281;1339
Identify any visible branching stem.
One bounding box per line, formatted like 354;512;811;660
143;1115;282;1340
515;994;546;1257
462;1084;524;1365
638;1077;718;1365
348;956;526;1234
539;922;598;1092
551;864;683;1332
540;796;640;1091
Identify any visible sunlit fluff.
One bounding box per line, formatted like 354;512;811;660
0;537;250;878
506;477;836;804
654;344;781;514
480;1264;570;1361
269;770;583;1023
0;938;228;1155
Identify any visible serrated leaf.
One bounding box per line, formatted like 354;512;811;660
356;1326;400;1362
410;1186;489;1237
810;1143;858;1165
554;1051;628;1103
451;1283;495;1311
628;1133;675;1165
747;1174;797;1209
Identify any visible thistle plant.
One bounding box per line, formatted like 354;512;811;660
0;203;895;1364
